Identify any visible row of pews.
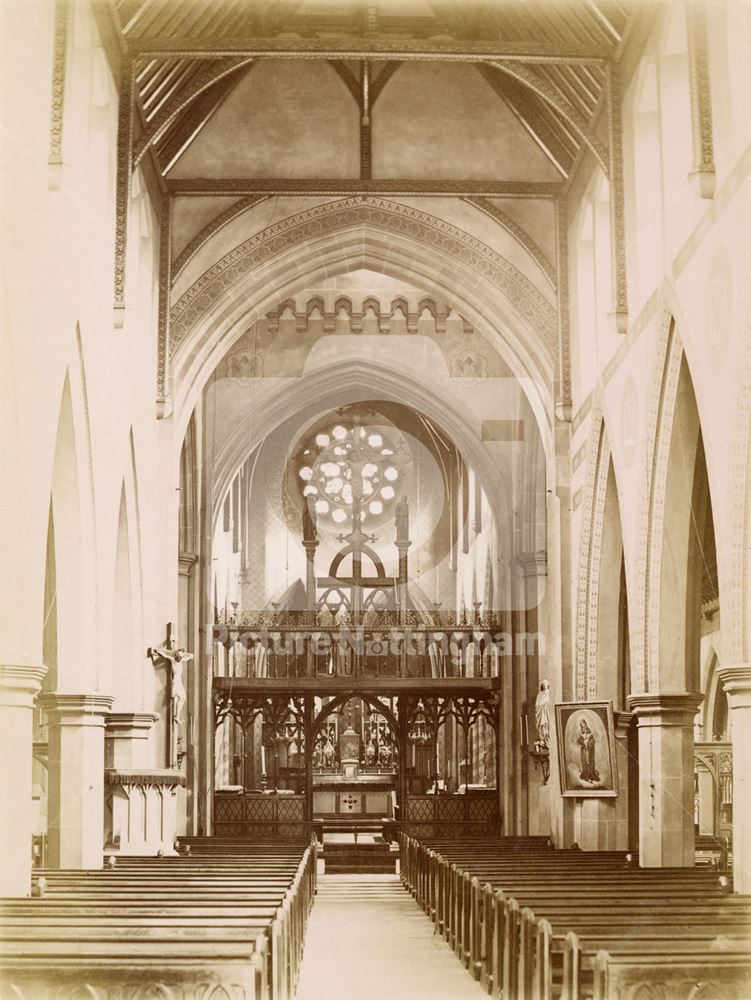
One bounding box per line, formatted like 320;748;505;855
0;838;317;1000
400;834;751;1000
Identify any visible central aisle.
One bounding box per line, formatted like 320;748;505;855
295;874;486;1000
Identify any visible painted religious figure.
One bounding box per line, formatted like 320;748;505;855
555;701;617;797
577;719;600;782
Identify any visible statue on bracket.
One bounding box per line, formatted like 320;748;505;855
534;679;551;751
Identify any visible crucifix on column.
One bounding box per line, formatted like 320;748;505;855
148;623;193;769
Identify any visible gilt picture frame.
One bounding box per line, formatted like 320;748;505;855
555;701;618;797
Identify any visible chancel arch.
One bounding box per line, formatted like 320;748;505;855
169;202;558;441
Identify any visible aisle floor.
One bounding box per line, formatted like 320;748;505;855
295;874;486;1000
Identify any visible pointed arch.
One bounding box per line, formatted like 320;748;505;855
49;373;86;692
574;406;630;704
575;407;610;698
640;317;719;692
111;484;134;709
169;198;558;438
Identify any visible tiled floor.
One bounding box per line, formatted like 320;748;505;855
295;874;486;1000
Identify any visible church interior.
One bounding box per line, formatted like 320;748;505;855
1;0;750;997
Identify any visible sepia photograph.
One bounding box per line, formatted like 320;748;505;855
1;0;750;997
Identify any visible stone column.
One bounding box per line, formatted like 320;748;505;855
40;692;113;869
518;552;548;836
0;664;47;896
717;665;751;892
627;692;703;867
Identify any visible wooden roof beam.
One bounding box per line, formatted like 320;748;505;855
129;36;610;63
164;178;564;198
134;57;254;166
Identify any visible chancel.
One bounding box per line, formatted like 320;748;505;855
2;1;751;998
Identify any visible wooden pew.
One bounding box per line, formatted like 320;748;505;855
0;839;317;1000
400;834;751;1000
591;945;751;1000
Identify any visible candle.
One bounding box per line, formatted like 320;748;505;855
261;745;266;774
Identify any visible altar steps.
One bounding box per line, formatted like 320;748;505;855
323;839;396;874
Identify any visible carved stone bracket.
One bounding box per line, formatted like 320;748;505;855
686;1;715;199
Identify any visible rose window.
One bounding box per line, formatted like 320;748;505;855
296;420;410;528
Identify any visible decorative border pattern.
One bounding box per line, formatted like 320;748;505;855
729;327;751;662
169;196;558;359
464;195;556;288
606;62;628;333
686;1;716;198
555;198;571;409
172;195;268;281
114;60;135;322
48;0;68;167
157;195;172;401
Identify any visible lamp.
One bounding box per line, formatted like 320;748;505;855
408;700;430;745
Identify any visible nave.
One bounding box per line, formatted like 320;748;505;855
2;835;749;999
3;0;751;996
295;874;486;1000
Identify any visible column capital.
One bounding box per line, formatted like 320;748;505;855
39;692;114;726
717;664;751;708
105;712;158;739
516;551;547;579
0;664;48;708
627;691;703;726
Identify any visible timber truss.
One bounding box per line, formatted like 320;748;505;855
71;1;664;417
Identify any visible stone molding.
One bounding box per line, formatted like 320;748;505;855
605;61;628;333
0;664;48;708
686;0;716;199
627;692;704;727
106;768;186;789
105;712;158;737
39;693;114;725
717;665;751;709
516;551;548;580
574;409;610;699
172;195;268;281
169;197;558;362
631;292;683;691
729;340;751;663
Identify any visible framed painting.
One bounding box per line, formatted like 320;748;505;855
555;701;617;797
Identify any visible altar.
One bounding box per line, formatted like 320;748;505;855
313;776;396;821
